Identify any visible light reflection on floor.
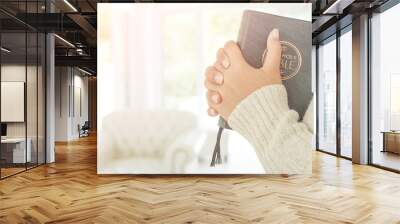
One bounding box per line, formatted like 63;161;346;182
372;150;400;171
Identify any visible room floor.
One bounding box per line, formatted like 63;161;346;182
0;135;400;223
372;150;400;171
0;167;25;177
0;162;43;178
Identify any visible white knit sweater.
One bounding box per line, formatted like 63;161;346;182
228;84;314;174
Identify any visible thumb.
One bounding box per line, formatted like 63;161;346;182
262;29;282;74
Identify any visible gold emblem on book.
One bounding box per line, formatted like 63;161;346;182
262;41;302;80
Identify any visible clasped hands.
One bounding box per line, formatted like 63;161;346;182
204;29;283;120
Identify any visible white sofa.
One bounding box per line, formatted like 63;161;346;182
99;110;199;174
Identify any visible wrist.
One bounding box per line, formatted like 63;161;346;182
227;84;294;137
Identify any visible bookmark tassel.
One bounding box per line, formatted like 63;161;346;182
210;127;224;166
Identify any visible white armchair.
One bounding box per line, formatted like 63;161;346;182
98;110;198;174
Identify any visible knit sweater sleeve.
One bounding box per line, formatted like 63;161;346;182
227;84;313;174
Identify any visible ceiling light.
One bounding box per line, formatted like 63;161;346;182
323;0;354;15
1;47;11;53
63;0;78;12
54;34;75;48
78;67;93;76
76;48;85;55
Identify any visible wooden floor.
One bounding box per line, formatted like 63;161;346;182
0;167;26;178
1;135;400;223
373;151;400;171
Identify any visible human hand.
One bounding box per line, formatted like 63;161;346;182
204;28;282;120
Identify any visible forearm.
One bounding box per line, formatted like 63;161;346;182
228;84;313;174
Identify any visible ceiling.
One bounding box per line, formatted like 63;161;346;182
0;0;393;74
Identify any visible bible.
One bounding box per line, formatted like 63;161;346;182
211;10;312;166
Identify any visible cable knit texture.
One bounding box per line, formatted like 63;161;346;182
228;84;313;174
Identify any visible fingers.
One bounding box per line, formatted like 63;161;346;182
205;42;243;118
217;48;230;69
204;78;219;92
205;66;224;85
206;90;222;117
207;90;222;105
213;61;226;74
262;28;282;73
215;41;246;73
213;48;228;73
207;108;218;117
204;66;223;117
223;41;246;66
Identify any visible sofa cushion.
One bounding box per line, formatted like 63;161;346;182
102;110;197;158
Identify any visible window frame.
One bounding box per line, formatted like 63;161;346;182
368;0;400;173
315;24;353;161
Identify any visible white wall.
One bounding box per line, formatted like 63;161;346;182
55;67;89;141
72;73;89;138
55;67;70;141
